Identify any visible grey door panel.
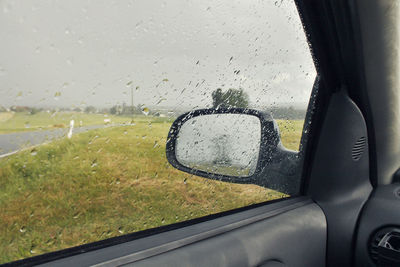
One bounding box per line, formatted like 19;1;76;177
124;203;326;267
39;198;326;267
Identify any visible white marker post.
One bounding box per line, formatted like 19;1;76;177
67;120;74;139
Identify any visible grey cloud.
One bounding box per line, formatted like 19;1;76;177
0;0;316;110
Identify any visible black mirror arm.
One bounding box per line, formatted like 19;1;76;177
254;142;300;195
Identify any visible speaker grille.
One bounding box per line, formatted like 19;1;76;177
352;136;366;161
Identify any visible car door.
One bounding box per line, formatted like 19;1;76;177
2;0;398;266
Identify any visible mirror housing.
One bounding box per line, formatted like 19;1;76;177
166;108;300;194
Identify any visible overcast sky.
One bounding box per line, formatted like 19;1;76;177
0;0;316;110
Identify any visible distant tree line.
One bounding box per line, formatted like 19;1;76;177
264;106;307;120
3;97;306;120
3;103;150;116
109;103;145;115
8;106;42;114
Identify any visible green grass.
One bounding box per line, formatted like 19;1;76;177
0;111;139;134
0;116;303;263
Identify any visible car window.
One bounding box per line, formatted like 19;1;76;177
0;0;315;263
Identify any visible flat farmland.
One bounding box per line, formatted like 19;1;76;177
0;113;303;263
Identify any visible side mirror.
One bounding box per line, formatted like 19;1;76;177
166;108;301;194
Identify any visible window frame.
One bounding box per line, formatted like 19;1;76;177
2;0;322;265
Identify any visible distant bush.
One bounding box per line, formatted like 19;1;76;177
9;106;42;114
211;88;249;108
84;106;97;113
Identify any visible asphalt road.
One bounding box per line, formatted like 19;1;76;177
0;125;105;157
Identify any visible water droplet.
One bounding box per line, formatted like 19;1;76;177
54;92;61;100
65;28;71;35
156;97;166;105
161;218;165;224
142;107;149;116
153;141;159;148
19;226;26;233
118;227;124;234
126;81;133;87
30;149;37;156
229;56;233;63
91;159;98;168
24;122;30;128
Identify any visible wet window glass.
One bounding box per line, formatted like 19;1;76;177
0;0;316;263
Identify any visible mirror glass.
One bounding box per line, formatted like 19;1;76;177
175;114;261;177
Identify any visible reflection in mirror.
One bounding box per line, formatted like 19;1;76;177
175;114;261;177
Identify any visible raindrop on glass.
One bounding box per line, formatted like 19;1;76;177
153;141;159;148
54;92;61;100
91;159;98;168
142;107;149;116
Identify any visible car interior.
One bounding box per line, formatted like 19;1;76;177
4;0;400;266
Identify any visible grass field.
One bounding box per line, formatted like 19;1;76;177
0;114;303;263
0;111;135;134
